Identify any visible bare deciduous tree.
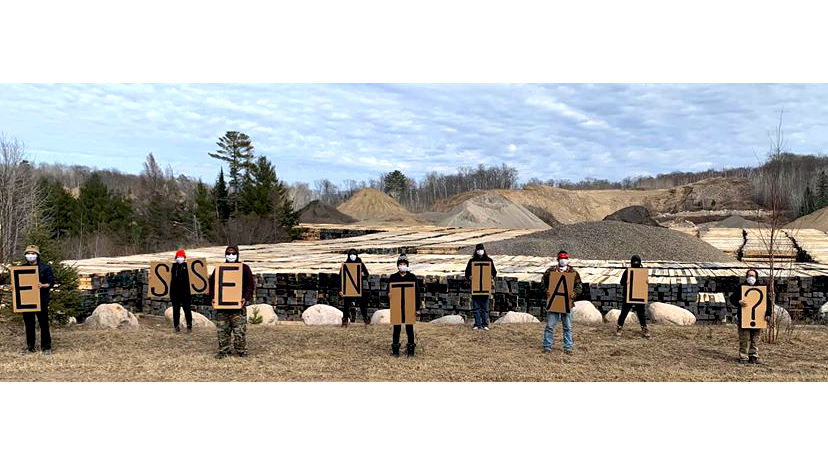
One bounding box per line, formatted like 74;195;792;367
0;135;43;264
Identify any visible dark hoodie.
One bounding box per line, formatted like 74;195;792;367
24;255;57;305
344;248;370;277
465;244;498;281
619;254;642;299
208;245;256;305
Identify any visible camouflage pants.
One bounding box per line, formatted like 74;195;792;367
216;310;247;355
738;327;760;360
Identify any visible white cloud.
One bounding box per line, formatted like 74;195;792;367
2;83;828;185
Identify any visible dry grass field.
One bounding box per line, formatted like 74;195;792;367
2;316;827;381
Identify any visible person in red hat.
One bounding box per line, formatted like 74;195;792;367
540;250;582;354
170;248;192;334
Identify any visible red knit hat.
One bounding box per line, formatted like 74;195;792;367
175;249;186;259
557;251;568;259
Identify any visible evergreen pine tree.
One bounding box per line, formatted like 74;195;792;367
212;168;231;221
208;131;255;213
817;170;828;209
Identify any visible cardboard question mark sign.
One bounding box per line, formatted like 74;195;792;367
740;285;768;329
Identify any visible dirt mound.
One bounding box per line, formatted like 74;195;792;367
437;193;550;228
431;177;760;224
714;215;759;229
298;200;357;224
603;206;662;227
786;206;828;232
460;221;737;262
338;188;419;224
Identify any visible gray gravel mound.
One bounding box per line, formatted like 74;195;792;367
461;221;737;262
298;200;357;224
604;205;662;227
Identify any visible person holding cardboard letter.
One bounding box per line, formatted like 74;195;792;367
209;245;256;359
616;255;650;339
170;249;193;334
728;268;771;364
388;254;420;357
18;245;56;355
340;248;370;327
465;243;497;331
541;251;582;355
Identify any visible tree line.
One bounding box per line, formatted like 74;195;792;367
1;131;298;263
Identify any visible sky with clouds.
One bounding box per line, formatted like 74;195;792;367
1;83;826;186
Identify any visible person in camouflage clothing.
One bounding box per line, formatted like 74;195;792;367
209;245;256;359
541;251;582;355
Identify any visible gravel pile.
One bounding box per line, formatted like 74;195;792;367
460;221;737;262
603;205;662;227
437;193;549;228
298;200;357;224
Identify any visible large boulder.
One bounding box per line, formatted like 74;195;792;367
371;309;391;324
820;302;828;323
246;304;278;326
604;309;640;326
571;301;602;325
494;311;540;324
302;304;343;325
647;302;696;326
771;305;792;330
164;307;216;329
83;303;139;329
430;314;465;324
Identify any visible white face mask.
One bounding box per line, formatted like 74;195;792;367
476;250;484;256
226;254;238;263
398;265;408;273
349;254;357;261
25;254;38;263
558;259;568;268
176;257;185;264
746;276;757;285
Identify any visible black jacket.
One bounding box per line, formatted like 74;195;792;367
344;256;370;277
170;262;191;300
728;282;773;325
388;271;422;311
34;260;56;305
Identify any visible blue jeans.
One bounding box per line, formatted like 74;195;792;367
472;296;490;328
544;312;572;350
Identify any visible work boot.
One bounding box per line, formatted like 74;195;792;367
748;356;760;364
215;352;229;360
391;343;401;357
237;351;248;358
341;317;349;328
614;325;622;339
642;326;651;339
174;325;181;333
20;347;36;355
406;343;417;357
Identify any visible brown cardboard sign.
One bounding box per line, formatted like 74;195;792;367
741;285;768;329
340;262;363;298
546;271;577;314
188;258;209;295
470;261;493;296
213;263;244;310
148;261;171;299
389;281;417;325
10;266;41;313
625;268;649;304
